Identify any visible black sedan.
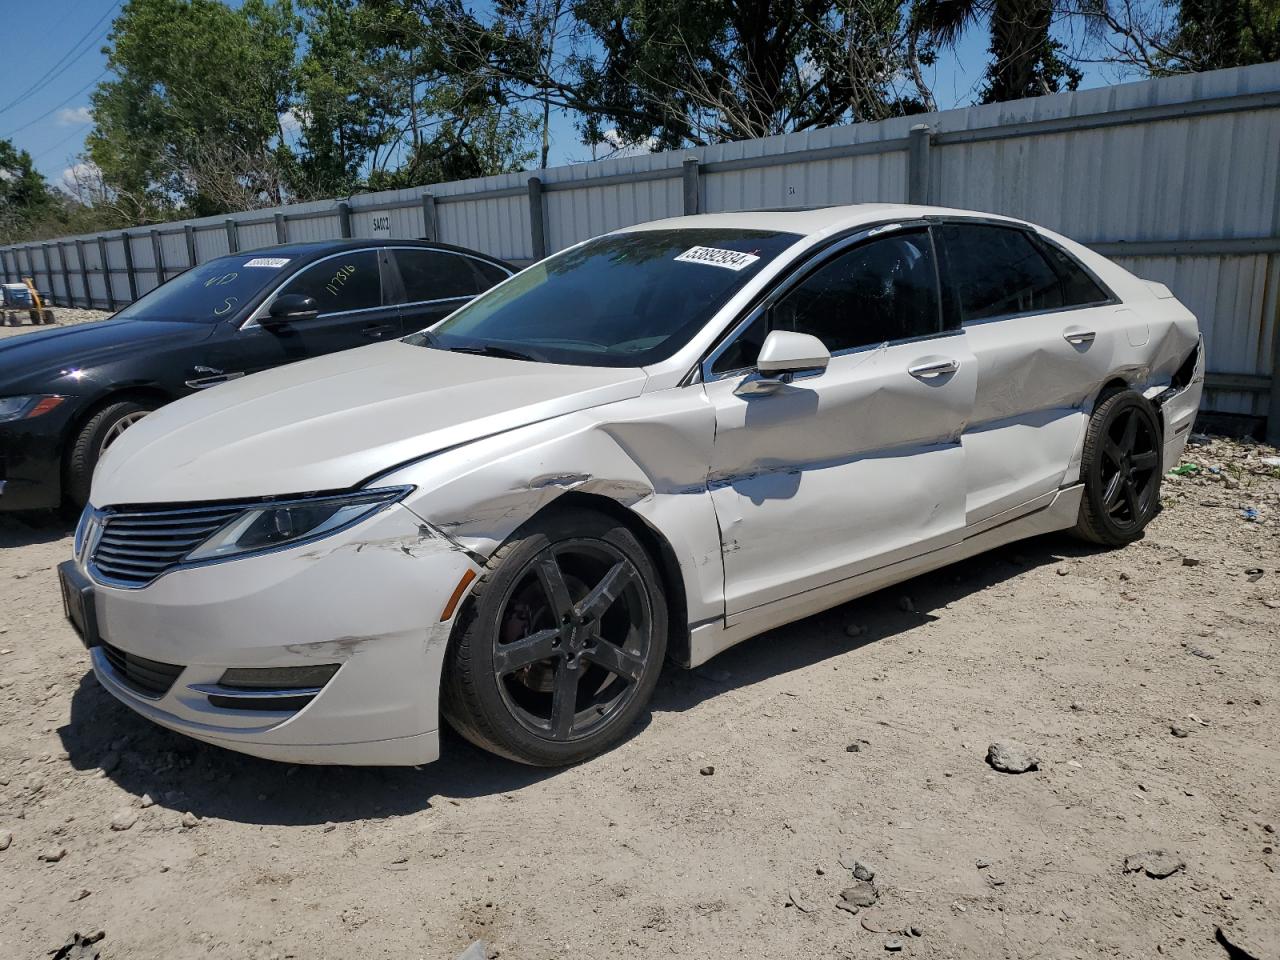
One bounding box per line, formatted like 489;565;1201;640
0;239;513;511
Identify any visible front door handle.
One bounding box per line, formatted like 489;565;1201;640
1063;328;1097;345
908;358;959;380
362;323;396;339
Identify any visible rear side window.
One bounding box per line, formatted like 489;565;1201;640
394;249;482;302
937;224;1063;322
276;250;382;315
1036;239;1110;306
470;258;510;288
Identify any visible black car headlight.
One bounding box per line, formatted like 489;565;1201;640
185;486;412;562
0;395;66;423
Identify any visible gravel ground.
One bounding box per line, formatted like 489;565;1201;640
0;430;1277;960
0;307;114;340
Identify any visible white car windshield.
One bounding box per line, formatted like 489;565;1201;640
408;228;802;367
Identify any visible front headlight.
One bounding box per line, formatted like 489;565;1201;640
0;395;66;423
185;486;412;562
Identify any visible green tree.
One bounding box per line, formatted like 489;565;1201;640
298;0;539;192
0;139;56;243
914;0;1081;104
87;0;300;219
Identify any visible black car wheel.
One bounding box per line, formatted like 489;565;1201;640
66;399;155;507
442;508;667;766
1074;390;1163;546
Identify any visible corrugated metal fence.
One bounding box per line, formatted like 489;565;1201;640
3;61;1278;438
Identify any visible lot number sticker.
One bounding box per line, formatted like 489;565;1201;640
674;246;760;271
244;257;291;268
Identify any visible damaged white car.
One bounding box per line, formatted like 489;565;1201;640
58;204;1204;766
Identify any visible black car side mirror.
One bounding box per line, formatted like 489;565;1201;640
263;294;319;326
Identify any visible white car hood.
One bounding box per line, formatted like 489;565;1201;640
92;340;648;506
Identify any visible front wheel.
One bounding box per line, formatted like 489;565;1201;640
1073;390;1163;546
65;399;154;507
441;508;667;766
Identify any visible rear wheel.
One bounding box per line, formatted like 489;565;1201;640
65;399;154;507
1073;390;1163;546
442;508;667;766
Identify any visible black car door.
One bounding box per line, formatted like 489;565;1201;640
390;248;510;334
207;248;398;380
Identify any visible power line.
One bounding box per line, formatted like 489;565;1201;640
4;69;108;139
32;118;93;163
0;0;120;116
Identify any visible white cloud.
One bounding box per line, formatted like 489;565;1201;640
59;161;100;194
595;129;657;160
0;168;13;182
278;107;308;136
56;106;93;126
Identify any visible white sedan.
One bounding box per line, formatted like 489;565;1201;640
58;204;1204;766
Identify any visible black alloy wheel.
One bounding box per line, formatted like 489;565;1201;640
442;508;667;765
1075;390;1163;545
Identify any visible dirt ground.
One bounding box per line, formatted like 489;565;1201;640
0;319;1277;959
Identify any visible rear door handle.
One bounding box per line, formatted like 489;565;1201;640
908;358;959;379
362;323;396;339
1063;328;1097;345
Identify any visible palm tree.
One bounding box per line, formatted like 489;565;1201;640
912;0;1082;103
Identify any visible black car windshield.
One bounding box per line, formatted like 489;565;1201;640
112;254;295;323
408;228;802;366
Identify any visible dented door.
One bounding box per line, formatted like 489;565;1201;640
705;334;977;617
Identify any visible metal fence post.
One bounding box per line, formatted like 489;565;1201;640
224;219;239;254
57;242;72;305
682;158;700;215
121;233;139;301
337;202;352;238
274;213;287;245
1269;297;1280;446
907;124;933;205
527;177;547;261
421;194;437;241
184;224;197;266
75;239;90;308
40;241;54;302
97;236;116;310
150;230;165;285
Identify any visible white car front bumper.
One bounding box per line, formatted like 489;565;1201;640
80;503;477;766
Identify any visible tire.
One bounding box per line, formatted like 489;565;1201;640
441;507;668;766
65;399;155;507
1073;389;1163;546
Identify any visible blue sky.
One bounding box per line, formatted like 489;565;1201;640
0;0;1113;190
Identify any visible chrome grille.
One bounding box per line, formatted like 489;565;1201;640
90;503;243;587
100;641;185;698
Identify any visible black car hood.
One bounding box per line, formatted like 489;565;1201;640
0;318;215;392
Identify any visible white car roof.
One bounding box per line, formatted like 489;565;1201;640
617;203;1029;240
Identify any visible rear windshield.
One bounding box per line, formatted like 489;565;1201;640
409;228;802;367
112;254;294;323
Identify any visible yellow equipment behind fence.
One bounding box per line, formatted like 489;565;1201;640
2;277;57;326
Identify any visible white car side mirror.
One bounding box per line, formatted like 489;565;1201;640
756;330;831;378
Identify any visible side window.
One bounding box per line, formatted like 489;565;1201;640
276;250;381;315
1036;239;1110;307
775;230;940;353
394;250;481;302
711;312;769;376
937;224;1064;322
710;231;940;375
468;258;511;289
